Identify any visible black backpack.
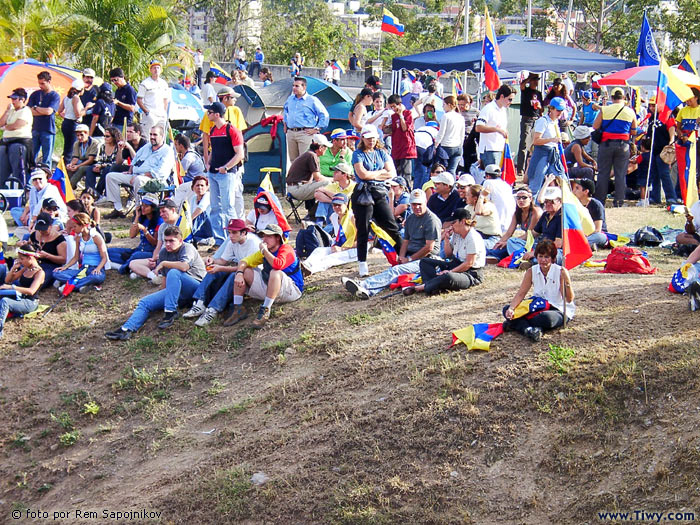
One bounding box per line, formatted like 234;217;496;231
633;226;663;246
294;224;333;258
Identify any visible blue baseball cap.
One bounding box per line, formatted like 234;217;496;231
549;97;566;111
582;91;592;99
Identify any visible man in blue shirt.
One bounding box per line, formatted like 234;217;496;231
283;77;329;164
27;71;61;166
109;67;137;126
79;68;98;126
249;46;264;77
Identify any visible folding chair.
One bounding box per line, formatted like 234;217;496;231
286;193;304;225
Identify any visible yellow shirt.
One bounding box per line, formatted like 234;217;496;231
199;105;246;134
676;105;700;141
325;181;356;197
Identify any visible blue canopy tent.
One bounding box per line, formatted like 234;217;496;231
391;34;635;74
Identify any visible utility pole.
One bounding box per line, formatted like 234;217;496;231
562;0;574;46
527;0;532;38
464;0;470;44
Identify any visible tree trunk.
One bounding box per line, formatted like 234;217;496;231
595;0;604;53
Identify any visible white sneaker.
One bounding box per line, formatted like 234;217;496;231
58;284;66;293
636;199;649;207
358;261;369;277
194;308;218;327
53;280;62;289
183;301;206;318
129;272;139;280
150;274;163;286
341;276;370;300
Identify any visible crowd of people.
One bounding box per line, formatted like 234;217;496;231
1;58;700;343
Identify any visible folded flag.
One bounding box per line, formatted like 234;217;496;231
605;232;630;247
512;296;551;319
50;158;76;203
370;221;398;265
381;8;404;36
501;142;516;186
334;211;356;249
452;323;504;351
176;203;193;243
669;263;694;294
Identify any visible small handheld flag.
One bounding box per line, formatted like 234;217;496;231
483;7;502;91
656;57;694;125
559;177;593;269
334;211;356;249
381;9;404;36
50;158;76;203
331;60;345;75
500;143;516;185
370;221;399;265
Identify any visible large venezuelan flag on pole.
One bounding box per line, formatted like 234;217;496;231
559;177;593;269
381;9;405;36
483;7;501;91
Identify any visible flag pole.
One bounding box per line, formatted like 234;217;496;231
378;4;384;61
555;125;569;329
642;103;658;207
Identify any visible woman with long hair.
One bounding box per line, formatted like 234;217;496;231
107;194;162;274
435;95;466;175
58;79;85;163
349;88;374;133
0;244;45;338
487;186;543;260
259;67;273;86
86;126;121;195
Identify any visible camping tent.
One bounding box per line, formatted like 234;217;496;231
392;34;635;75
0;59;103;101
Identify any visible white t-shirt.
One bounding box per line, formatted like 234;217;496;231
436;111;465;148
451;227;486;268
324;66;334;82
137;76;171;116
466;202;501;237
533;114;559;149
189;192;210;215
562;76;575;95
414;125;438;149
246;209;277;232
484;178;516;232
194;52;204;68
4;106;32;139
476;101;508;154
219;234;259;263
690;201;700;231
201;83;217;105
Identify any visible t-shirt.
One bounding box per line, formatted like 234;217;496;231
137;77;171;116
520;87;543;118
533;114;559;149
71;137;100;161
484;178;516;232
219;234;260;263
403;209;441;256
91;99;115;136
189;192;210;215
324;181;356;197
534;209;562;242
199;106;247;136
390;110;417;160
427;189;464;223
246;208;277;232
351;148;391;183
319;147;352;177
27;89;60;134
287;151;319;185
466;202;501;237
414;125;438;150
646;115;672;154
157;242;206;279
600;103;636;141
451;227;486;268
114;83;137;125
3;106;32;139
123;138;148;163
581;102;599;126
676;105;700;141
201;83;217;104
242;243;303;292
476;100;507;154
585;197;607;232
180;151;206;181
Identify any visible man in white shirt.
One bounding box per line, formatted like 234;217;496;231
194;49;204;88
482;164;515;233
137;60;171;138
10;168;66;228
475;84;514;168
561;73;575;100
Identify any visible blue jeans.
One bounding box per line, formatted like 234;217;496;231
528;146;564;195
0;296;38;337
10;206;26;227
53;266;106;289
0;142;29;186
193;271;229;305
648;154;678;204
32;130;55;165
192;212;214;242
61;118;78;163
413;154;429;190
587;232;608;249
361;260;421;296
122;269;200;331
209;169;243;246
107;247;154;274
441;146;462;175
480;150;502;168
315;202;333;223
208;273;237;312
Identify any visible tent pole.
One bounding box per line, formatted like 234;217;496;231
642;103;658;207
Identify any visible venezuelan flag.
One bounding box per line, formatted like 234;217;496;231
605;233;630;247
656;57;694;125
452;77;463;97
209;61;232;84
436;70;446;78
669;263;692;294
675;140;699;207
512;296;551;319
0;246;5;265
335;211;356;249
258;173;275;195
50;158;76;203
500;143;516;185
332;60;345;75
381;8;404;36
483;7;501;91
176;203;193;242
507;231;534;268
62;266;89;296
406;70;416;82
452;323;504;351
370;221;398;265
559;178;593;269
678;52;698;76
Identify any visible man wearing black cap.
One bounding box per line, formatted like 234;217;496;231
89;83;115;137
109;68;138;126
572;178;608;249
205;101;246;250
0;87;32;186
365;75;382;93
199;85;246;169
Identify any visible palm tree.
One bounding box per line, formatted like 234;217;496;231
0;0;67;60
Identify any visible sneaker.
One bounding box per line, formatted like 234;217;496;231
105;327;134;341
402;286;416;296
525;326;542;342
150;274;163;286
158;311;179;329
129;272;139;280
485;256;500;265
183;301;206;319
341;276;370;300
358;261;369;277
223;305;248;326
252;305;271;328
636;199;649;207
689;282;700;312
105;209;126;220
78;286;89;294
58;284;66;294
194;308;218;327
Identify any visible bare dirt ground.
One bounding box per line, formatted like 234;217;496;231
1;200;699;525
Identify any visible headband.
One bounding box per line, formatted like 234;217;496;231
17;248;38;257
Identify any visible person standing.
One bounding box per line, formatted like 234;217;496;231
436;95;466;175
137;60;171;139
387;94;417;187
644;97;678;205
517;73;543;178
58;80;85;164
475;85;513;168
27;71;61;166
527;97;566;195
206;102;246;249
79;68;98;127
283;77;329;163
194;48;204;88
110;68;138;127
592;87;637;206
0;88;33;186
349;53;360;71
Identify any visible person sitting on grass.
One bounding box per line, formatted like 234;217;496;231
503;239;575;342
223;224;303;328
183;219;260;327
245;192;291;237
53;213;109;294
341;189;441;300
105;226;206;340
482;164;516;233
17;212;67;288
676;200;700;251
464;184;502;249
486;186;542;262
0;244;45;339
571;178;608;250
427;171;463;224
107;193;162;274
521;186;564;266
403;208;485;296
188;175;213;245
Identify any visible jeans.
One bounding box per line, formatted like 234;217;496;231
587;232;608;249
648;154;678;204
517;117;536;172
209;169;243;246
361;260;421;296
351;183;402;263
0;296;38;337
314;202;333;223
122;269;200;331
248;61;261;77
480;150;502;168
595;140;629;204
107;247;154;274
419;257;483;294
527;146;563;196
61;118;78;163
193;272;229;305
38;262;60;289
10;206;26;226
32;130;55;166
503;305;565;335
413;152;429;190
192;212;214;242
53;266;106;290
0;141;29;186
208;273;237;312
441;145;462;175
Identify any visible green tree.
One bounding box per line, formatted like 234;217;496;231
189;0;259;62
0;0;67;60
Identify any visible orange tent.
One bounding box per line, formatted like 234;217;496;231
0;59;102;101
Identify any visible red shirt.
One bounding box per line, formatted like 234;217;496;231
390;110;417;160
209;123;244;147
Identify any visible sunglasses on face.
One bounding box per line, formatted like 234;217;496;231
516;195;530;200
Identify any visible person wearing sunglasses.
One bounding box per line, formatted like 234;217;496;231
486;186;542;262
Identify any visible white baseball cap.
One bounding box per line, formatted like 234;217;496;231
312;134;332;147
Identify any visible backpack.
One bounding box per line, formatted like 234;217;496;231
294;224;333;259
223;123;248;165
633;226;663;246
600;246;657;274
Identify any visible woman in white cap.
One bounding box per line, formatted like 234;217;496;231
351;124;402;276
58;79;85;164
563;126;597;180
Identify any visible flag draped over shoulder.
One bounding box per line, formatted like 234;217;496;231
500;143;516;185
636;12;660;67
370;221;398;265
50;158;76;203
255;176;291;237
381;9;404;36
452;323;504;351
483;7;501;91
559;177;593;269
334;211;356;249
678;51;699;75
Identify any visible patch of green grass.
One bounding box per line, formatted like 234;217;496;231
48;352;62;364
228;327;253;351
50;411;74;430
190;326;214;344
547;344;576;375
209;467;253;518
207;379;227;397
128;336;155;353
59;430;80;447
345;312;380;326
19;325;54;348
37;483;53;493
215;398;254;417
10;433;30;452
261;339;288;352
61;390;89;407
